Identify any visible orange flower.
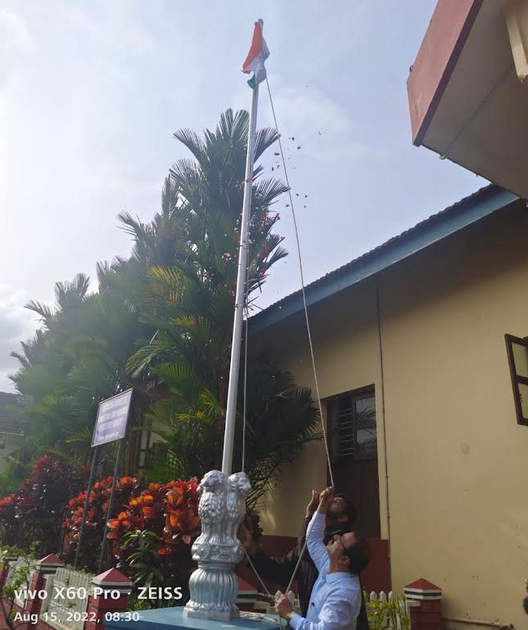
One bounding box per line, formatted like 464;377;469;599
167;490;184;508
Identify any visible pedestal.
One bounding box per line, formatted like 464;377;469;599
104;607;281;630
184;470;251;620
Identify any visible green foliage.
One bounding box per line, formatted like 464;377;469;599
0;456;83;554
9;276;151;474
7;109;319;503
0;459;33;499
149;364;320;506
121;530;164;591
366;595;410;630
125;110;318;500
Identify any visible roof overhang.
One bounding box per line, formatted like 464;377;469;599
408;0;528;200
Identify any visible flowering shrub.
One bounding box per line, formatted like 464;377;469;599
63;477;202;590
106;480;200;601
1;462;262;603
163;480;200;546
0;456;82;553
64;476;141;572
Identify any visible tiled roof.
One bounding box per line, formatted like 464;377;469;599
0;392;26;436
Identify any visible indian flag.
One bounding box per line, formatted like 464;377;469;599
242;20;269;88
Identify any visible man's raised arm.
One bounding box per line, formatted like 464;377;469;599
305;486;333;574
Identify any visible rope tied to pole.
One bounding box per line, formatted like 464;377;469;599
238;75;339;608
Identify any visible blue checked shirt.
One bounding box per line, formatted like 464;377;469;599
289;512;361;630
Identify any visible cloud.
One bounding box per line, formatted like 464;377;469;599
265;82;354;137
0;9;36;53
0;287;38;392
53;1;157;59
234;79;388;165
0;9;36;84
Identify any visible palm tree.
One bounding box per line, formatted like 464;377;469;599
126;109;319;502
9;275;151;469
150;362;320;507
6;109;320;505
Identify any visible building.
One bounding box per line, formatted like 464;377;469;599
0;392;26;473
251;185;527;629
407;0;528;199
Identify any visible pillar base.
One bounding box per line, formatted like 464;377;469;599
184;470;251;621
105;607;280;630
184;608;240;622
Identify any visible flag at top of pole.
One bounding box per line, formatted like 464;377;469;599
242;19;269;89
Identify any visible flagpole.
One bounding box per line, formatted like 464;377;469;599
221;79;259;476
184;20;267;621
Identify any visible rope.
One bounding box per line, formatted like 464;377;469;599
243;548;286;630
240;76;335;603
265;77;334;487
285;540;308;594
243;548;273;597
238;77;338;613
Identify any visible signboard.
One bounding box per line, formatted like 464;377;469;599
92;389;133;447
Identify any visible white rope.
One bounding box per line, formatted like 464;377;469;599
285;539;308;594
265;77;334;487
243;548;273;597
243;548;286;630
239;77;338;610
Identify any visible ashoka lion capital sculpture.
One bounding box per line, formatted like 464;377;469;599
184;469;251;620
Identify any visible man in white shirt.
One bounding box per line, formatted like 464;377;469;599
275;487;371;630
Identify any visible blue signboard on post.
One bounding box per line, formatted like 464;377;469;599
92;389;133;447
75;388;134;570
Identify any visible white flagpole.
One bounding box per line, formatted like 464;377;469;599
221;79;260;476
184;22;265;621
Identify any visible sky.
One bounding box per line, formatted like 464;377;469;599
0;0;485;391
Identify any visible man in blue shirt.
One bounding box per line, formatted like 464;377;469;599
275;487;371;630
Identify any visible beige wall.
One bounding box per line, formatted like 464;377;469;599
254;199;528;629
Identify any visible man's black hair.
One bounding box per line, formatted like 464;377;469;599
523;595;528;615
343;533;371;575
334;492;357;525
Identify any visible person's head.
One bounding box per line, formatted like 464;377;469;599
325;493;357;528
326;531;371;574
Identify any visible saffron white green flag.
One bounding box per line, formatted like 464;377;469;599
242;20;269;88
